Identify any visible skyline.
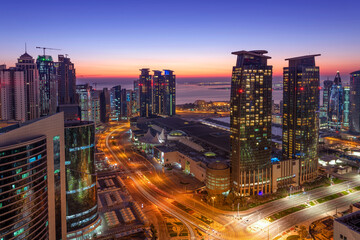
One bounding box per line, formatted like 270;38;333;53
1;0;360;79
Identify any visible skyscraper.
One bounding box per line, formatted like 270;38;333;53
321;79;333;128
133;79;140;114
343;85;350;130
328;71;344;131
164;69;176;116
16;52;40;120
37;55;58;116
230;50;272;196
152;70;165;115
100;88;110;123
282;54;320;184
112;85;121;120
120;88;127;118
76;84;92;121
57;55;77;105
0;65;26;122
138;68;152;117
90;89;101;124
350;70;360;133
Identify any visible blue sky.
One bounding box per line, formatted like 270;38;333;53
1;0;360;78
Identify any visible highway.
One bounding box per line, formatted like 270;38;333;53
99;122;360;240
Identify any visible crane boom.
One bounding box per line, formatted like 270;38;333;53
36;46;61;56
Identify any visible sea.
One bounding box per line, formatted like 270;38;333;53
77;76;306;105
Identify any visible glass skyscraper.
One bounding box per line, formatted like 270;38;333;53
350;70;360;133
37;55;58;117
282;54;320;184
164;69;176;116
328;71;344;131
230;50;272;196
57;55;77;105
139;68;152;117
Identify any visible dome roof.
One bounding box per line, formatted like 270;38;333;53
207;161;228;170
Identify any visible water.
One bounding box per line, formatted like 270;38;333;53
77;77;284;105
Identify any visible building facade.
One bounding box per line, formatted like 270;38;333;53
350;70;360;133
328;72;344;131
0;65;26;122
0;113;67;240
230;50;273;196
57;55;77;105
343;85;350;130
37;55;58;117
100;88;110;123
76;84;92;121
138;68;152;117
282;54;320;184
16;52;40;121
152;70;165;115
64;121;100;239
163;69;176;116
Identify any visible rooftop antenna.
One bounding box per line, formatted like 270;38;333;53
25;43;27;53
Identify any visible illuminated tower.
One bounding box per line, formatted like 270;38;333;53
343;85;350;130
164;69;176;116
16;52;40;120
138;68;152;117
282;54;320;184
328;71;344;131
230;50;272;196
76;84;92;121
37;55;58;116
152;70;165;115
350;70;360;133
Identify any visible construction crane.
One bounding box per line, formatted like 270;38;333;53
36;46;61;56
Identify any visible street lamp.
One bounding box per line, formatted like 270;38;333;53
289;186;293;198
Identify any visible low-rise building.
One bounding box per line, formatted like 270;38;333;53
334;210;360;240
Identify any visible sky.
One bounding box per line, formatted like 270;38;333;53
1;0;360;81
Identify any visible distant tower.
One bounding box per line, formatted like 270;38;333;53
76;84;92;121
138;68;152;117
230;50;272;196
343;85;350;130
152;70;165;115
100;88;110;123
328;71;344;131
16;52;40;120
282;54;320;184
37;55;58;116
57;55;77;105
350;70;360;133
164;69;176;116
112;85;122;120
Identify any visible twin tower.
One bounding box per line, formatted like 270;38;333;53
230;50;320;196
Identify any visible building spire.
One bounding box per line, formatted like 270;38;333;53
25;42;27;53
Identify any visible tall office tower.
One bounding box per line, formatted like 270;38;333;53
64;121;100;239
164;69;176;116
57;55;77;105
100;88;110;123
120;88;127;118
133;79;140;113
0;113;67;240
328;72;344;131
343;85;350;130
230;50;272;196
112;85;121;120
76;84;92;121
16;52;40;120
126;89;136;117
280;100;284;115
282;54;320;184
90;89;101;124
321;79;333;121
37;55;58;116
0;65;26;122
152;70;165;115
138;68;152;117
350;70;360;133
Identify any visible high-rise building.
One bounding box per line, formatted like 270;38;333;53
90;89;101;124
0;113;67;240
343;85;350;130
57;55;77;105
152;70;165;115
230;50;272;196
64;121;100;239
164;69;176;116
321;79;333;127
37;55;58;116
138;68;152;117
350;71;360;133
100;88;110;123
126;89;136;117
120;88;127;118
76;84;92;121
0;65;26;122
282;54;320;184
133;79;140;113
16;52;40;120
112;85;121;120
328;71;344;131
